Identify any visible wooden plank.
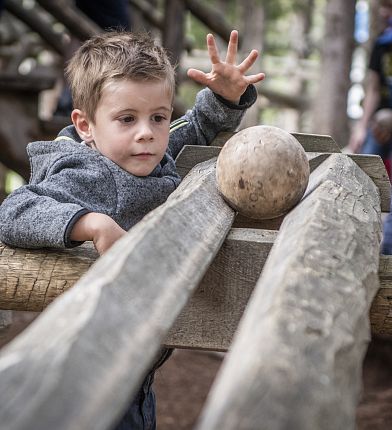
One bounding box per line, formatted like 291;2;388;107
371;255;392;335
291;132;340;153
210;131;341;153
176;146;221;179
232;213;284;230
165;228;277;350
348;154;391;212
176;146;391;212
0;159;235;430
196;154;382;430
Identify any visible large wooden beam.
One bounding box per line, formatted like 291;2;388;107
196;154;382;430
0;159;235;430
1;225;392;343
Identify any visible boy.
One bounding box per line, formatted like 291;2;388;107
0;31;264;428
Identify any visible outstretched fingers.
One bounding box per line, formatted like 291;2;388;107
225;30;238;64
187;68;209;86
245;73;266;85
206;33;220;64
238;49;259;73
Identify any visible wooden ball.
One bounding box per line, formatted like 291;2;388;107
216;125;310;219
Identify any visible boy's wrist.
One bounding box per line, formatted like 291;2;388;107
70;212;110;242
213;84;257;110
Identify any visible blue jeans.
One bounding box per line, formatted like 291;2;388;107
382;216;392;254
113;348;172;430
361;128;392;159
114;372;156;430
363;129;392;254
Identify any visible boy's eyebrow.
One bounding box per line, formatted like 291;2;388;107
118;106;172;114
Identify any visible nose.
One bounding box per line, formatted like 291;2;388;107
136;121;154;142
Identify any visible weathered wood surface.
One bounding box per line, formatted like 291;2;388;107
210;131;341;152
1;228;392;341
196;154;382;430
372;255;392;335
0;243;98;311
176;145;391;211
349;154;391;212
0;159;235;430
165;228;277;350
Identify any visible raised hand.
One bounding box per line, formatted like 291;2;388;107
187;30;265;103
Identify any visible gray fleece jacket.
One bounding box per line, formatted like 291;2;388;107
0;86;256;249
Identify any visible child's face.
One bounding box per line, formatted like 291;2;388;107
87;79;172;176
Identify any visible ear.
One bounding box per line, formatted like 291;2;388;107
71;109;94;143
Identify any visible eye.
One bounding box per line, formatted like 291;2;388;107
120;116;134;123
152;115;166;123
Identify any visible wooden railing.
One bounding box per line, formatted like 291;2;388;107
0;132;390;429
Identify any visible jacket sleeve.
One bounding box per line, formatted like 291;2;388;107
168;84;257;159
0;155;118;249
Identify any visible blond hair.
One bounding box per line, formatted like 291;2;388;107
66;31;176;122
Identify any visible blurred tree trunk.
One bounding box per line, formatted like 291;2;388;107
238;0;265;129
284;0;315;132
311;0;356;147
162;0;185;67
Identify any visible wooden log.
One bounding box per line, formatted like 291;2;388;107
4;0;66;56
0;159;235;430
1;226;392;343
0;243;98;311
184;0;232;43
196;154;382;430
36;0;101;41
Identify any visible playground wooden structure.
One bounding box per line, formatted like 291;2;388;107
0;131;390;430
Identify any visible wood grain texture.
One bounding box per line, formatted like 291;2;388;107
176;146;391;212
371;255;392;335
210;131;341;153
0;159;235;430
165;228;277;350
1;236;392;340
0;243;97;311
196;154;382;430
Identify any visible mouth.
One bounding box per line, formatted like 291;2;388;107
132;152;154;160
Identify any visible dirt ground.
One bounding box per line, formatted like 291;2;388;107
1;311;391;429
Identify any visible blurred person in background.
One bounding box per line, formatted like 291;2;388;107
349;0;392;176
54;0;131;117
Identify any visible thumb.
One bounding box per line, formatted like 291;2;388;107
187;68;209;86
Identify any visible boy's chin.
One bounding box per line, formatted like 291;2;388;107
125;164;156;177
